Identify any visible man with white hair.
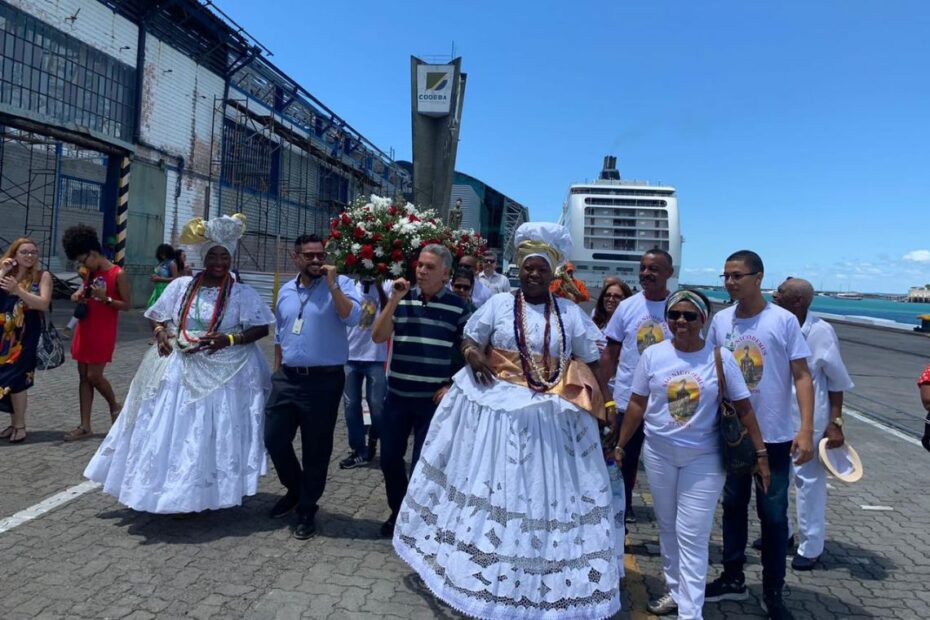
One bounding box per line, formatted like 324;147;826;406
372;244;471;538
773;277;854;571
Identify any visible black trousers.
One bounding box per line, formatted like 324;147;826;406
376;392;437;517
264;367;345;518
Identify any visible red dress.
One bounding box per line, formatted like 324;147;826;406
72;265;123;364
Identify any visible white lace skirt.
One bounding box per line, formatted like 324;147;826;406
84;345;270;514
393;371;622;620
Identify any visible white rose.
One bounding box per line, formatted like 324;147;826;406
411;237;422;248
389;262;404;276
374;247;385;257
351;243;361;254
362;259;374;270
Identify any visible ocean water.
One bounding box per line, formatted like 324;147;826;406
699;289;930;326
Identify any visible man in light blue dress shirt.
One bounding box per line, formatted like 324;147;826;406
264;234;361;540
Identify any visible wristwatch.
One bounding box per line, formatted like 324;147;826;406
831;416;844;428
105;296;113;305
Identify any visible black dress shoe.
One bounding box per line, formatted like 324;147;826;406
269;492;298;519
791;554;819;571
294;516;317;540
380;516;396;538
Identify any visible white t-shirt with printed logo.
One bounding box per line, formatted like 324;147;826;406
603;291;672;408
790;315;854;435
346;281;389;362
631;341;751;451
707;303;811;443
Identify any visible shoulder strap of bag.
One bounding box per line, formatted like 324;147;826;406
714;346;728;404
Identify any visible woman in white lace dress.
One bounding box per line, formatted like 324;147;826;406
84;215;274;514
393;223;621;620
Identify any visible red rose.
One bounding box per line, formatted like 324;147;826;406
345;254;358;266
331;230;342;240
392;239;403;248
455;248;464;257
385;222;393;231
360;245;375;259
388;206;397;216
341;214;351;225
376;262;388;274
353;226;365;240
391;249;404;261
371;233;383;242
408;214;419;223
460;234;470;242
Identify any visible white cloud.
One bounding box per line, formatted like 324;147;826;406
903;249;930;263
683;267;718;274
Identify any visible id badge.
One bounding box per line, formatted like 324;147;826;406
291;318;304;335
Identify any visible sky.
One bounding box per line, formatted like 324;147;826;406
218;0;930;294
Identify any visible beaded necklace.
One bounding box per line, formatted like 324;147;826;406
513;290;568;391
177;273;233;348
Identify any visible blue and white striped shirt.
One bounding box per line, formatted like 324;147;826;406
387;286;470;398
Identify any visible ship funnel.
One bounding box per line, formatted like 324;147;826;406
599;155;621;181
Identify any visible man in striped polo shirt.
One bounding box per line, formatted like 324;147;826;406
372;243;470;537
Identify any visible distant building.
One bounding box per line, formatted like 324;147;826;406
0;0;409;302
908;286;930;303
396;163;529;267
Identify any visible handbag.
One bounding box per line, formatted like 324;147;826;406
715;347;757;476
36;313;65;371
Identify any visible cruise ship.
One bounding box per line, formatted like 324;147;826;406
560;156;682;291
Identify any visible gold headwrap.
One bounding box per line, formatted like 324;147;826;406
179;214;247;245
516;240;561;268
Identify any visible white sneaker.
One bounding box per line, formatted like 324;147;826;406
647;592;678;615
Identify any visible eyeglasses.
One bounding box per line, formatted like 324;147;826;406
297;251;326;261
484;258;496;264
452;283;472;291
603;294;624;301
667;310;699;322
720;271;759;281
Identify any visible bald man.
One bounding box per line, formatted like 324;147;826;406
773;278;854;571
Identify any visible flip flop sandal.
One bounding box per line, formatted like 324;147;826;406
0;425;13;439
63;426;92;442
9;426;26;443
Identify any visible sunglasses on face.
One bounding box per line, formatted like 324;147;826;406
604;294;624;301
667;310;699;322
720;271;759;281
452;283;472;291
297;251;326;261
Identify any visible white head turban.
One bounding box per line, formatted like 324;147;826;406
513;222;573;268
179;214;247;260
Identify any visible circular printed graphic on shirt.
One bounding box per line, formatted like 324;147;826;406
734;340;764;390
636;320;665;354
358;298;377;329
667;375;700;423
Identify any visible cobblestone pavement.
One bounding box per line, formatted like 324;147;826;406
0;322;928;619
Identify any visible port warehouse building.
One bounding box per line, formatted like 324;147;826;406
0;0;416;301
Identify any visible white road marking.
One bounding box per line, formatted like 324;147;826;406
0;481;101;535
842;406;921;447
860;505;894;511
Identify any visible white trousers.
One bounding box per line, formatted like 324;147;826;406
643;439;726;620
791;452;827;558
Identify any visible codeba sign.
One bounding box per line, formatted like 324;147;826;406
416;64;454;117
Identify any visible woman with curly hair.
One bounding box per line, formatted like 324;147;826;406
0;238;53;443
61;224;132;441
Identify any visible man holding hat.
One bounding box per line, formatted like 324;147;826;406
774;277;854;571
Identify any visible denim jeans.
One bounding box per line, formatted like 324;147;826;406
375;392;437;516
721;440;792;593
343;360;385;458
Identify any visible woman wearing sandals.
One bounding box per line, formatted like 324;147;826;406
0;238;53;443
61;224;132;441
612;290;770;619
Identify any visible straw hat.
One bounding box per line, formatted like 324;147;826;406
818;438;863;483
